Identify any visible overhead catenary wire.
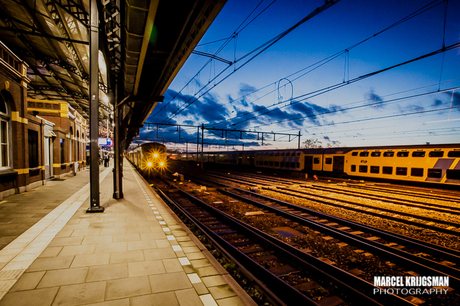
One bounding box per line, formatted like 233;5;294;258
178;0;446;126
150;0;276;118
163;0;341;123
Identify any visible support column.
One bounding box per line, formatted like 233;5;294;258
87;0;104;213
201;123;204;170
113;79;123;199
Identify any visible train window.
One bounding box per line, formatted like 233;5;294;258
297;163;300;168
396;167;407;175
448;151;460;157
411;168;424;177
429;151;444;157
281;162;285;167
351;165;356;172
412;151;425;157
264;161;268;166
351;152;358;156
280;153;284;156
269;161;273;166
446;170;460;180
325;158;332;164
269;152;274;156
359;165;368;173
371;152;381;157
359;152;369;157
291;152;296;156
297;152;301;156
383;152;394;157
370;166;379;173
382;166;393;174
397;151;409;157
313;158;320;164
428;169;442;178
275;162;279;166
275;153;280;156
290;162;296;168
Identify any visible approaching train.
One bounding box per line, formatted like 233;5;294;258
183;144;460;187
127;142;167;174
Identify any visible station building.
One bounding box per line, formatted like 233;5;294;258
0;41;88;199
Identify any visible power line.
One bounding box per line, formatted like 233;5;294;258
183;0;446;127
163;0;341;123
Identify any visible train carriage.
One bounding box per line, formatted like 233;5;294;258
127;142;167;173
186;143;460;187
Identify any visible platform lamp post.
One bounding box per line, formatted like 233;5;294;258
87;0;104;213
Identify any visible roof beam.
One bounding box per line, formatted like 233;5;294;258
133;0;160;96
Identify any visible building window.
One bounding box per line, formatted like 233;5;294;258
0;93;10;168
411;168;424;177
359;165;368;173
0;119;8;167
382;166;392;174
370;166;379;173
28;130;39;168
325;158;332;164
60;138;65;164
396;167;407;175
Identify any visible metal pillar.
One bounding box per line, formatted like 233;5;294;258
298;131;301;149
113;79;123;199
201;123;204;170
87;0;104;213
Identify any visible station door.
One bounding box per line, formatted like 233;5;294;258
333;156;344;172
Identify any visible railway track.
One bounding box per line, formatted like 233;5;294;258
200;172;460;237
156;174;460;305
155;181;400;305
221;171;460;207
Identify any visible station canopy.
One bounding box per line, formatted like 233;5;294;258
0;0;225;143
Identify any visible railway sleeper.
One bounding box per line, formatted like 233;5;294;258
269;264;299;277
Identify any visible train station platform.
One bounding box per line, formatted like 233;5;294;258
0;161;252;306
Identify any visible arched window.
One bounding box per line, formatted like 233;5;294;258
0;91;11;168
69;126;73;162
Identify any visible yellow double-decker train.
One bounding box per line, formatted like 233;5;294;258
185;144;460;187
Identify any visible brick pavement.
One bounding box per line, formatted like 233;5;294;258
0;161;253;306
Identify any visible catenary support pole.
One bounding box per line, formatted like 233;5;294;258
87;0;104;213
201;123;204;170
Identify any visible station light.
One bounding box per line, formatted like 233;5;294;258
154;153;158;158
147;162;153;167
159;162;164;167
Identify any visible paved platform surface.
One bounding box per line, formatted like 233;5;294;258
0;161;253;306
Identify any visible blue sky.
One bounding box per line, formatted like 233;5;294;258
139;0;460;151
